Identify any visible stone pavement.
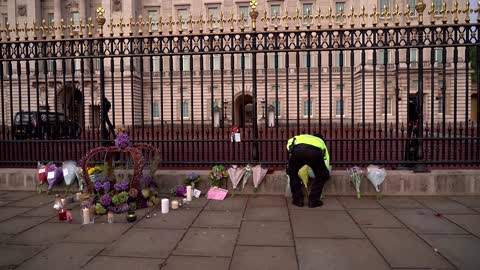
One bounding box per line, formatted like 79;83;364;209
1;191;480;270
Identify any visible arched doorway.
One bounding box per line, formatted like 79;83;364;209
234;94;253;128
57;83;84;127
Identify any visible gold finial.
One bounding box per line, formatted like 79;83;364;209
49;19;56;39
87;17;94;37
392;4;400;25
118;16;125;36
283;9;292;30
464;1;472;23
177;14;184;34
158;16;164;34
347;6;356;27
219;11;226;32
96;7;106;37
238;11;246;31
23;21;29;40
428;1;437;24
32;21;38;40
108;18;115;36
69;18;74;37
187;12;194;33
228;11;236;32
249;0;259;31
59;18;66;38
14;22;20;40
441;1;448;24
78;18;85;38
370;6;379;26
327;7;334;28
273;10;281;30
404;4;412;25
381;4;391;26
358;5;367;27
137;15;144;35
198;13;206;33
416;0;427;25
41;19;47;38
451;1;460;23
261;10;270;30
207;14;215;32
166;16;174;34
147;16;153;35
129;16;134;35
304;8;313;29
294;8;302;29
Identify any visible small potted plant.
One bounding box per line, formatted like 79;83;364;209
184;172;201;189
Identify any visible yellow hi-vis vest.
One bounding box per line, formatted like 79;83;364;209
287;134;330;168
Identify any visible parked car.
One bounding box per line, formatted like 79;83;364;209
13;111;81;140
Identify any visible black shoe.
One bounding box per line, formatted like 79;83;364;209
292;198;304;207
308;200;324;208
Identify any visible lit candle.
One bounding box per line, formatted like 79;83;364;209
186;185;192;201
161;198;169;214
107;211;114;224
75;192;82;201
58;209;67;221
171;200;179;209
82;208;90;225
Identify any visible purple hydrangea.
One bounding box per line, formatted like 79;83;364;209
114;182;122;191
103;181;111;192
100;194;112;206
187;172;199;180
176;185;186;197
94;181;102;192
115;133;130;149
118;203;129;212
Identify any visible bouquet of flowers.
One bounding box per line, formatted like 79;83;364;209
347;166;364;199
184;172;201;189
366;165;386;199
114;132;130;149
209;165;228;188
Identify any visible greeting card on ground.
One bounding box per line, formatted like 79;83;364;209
207;187;228;200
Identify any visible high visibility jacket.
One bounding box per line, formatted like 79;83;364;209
287;134;330;168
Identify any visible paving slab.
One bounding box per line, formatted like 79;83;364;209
347;209;404;228
0;244;45;269
63;223;133;244
84;256;164;270
363;228;452;269
173;227;237;257
291;210;364;238
183;197;209;208
377;197;424;209
230;246;298;270
0;200;13;206
136;207;201;229
7;222;79;245
338;196;382;209
162;256;230;270
16;242;104;270
6;194;55;208
0;216;50;234
414;197;477;214
444;214;480;238
0;233;12;242
204;196;248;211
288;197;344;210
389;209;468;234
21;204;58;217
0;192;35;201
419;234;480;270
449;196;480;208
192;210;243;228
0;206;34;222
295;238;390;270
238;221;293;246
102;228;184;258
244;206;289;221
247;195;286;207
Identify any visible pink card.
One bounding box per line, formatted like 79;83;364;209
207;187;228;200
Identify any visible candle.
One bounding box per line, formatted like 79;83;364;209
107;211;114;224
60;198;66;206
161;198;169;214
75;192;82;201
58;209;67;221
183;198;188;205
171;200;179;209
66;210;73;223
186;185;192;202
82;208;90;224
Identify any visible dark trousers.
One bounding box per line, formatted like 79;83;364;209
287;144;330;203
